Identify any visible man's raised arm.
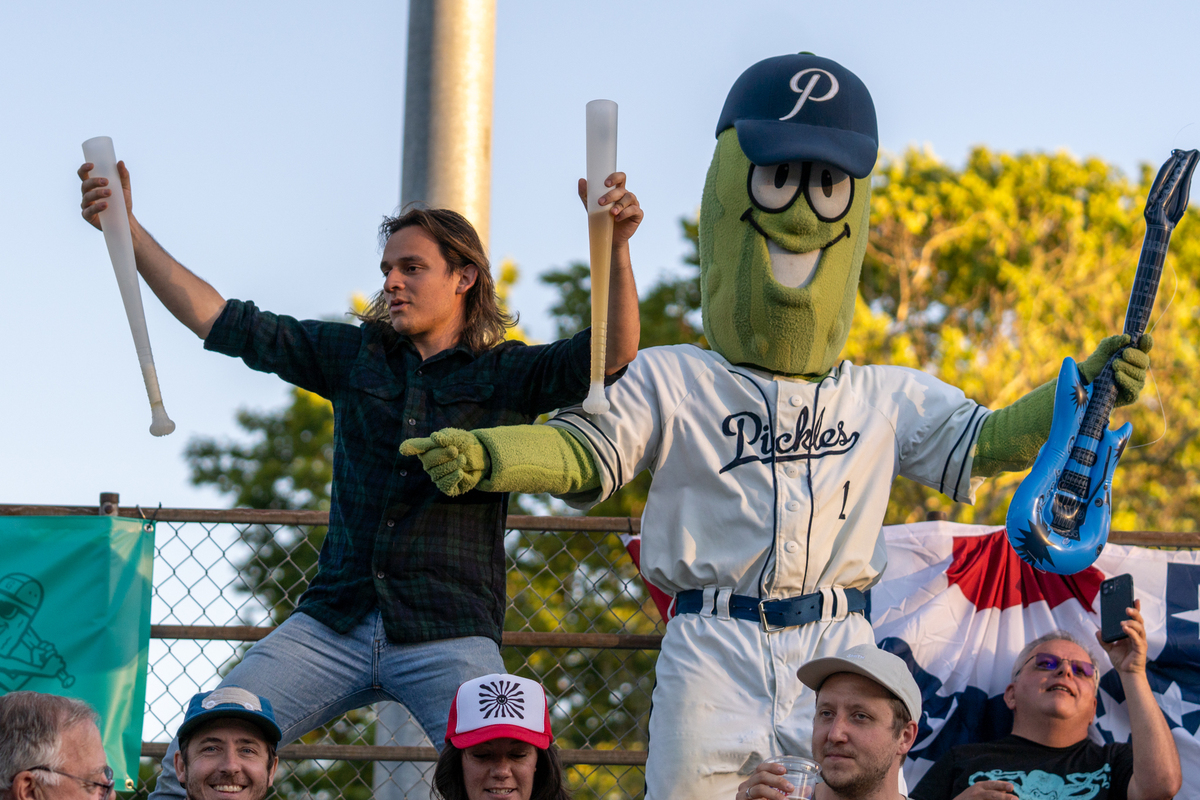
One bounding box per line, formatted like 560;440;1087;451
79;160;226;338
582;171;641;373
1099;601;1182;800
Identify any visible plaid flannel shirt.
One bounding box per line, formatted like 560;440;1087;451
206;299;604;644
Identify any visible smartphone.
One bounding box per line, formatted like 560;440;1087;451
1100;574;1134;643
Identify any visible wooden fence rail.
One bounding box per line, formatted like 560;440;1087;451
6;502;1199;547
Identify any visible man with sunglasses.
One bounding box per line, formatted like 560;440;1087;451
911;605;1181;800
0;692;114;800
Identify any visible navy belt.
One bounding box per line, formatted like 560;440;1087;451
675;588;866;631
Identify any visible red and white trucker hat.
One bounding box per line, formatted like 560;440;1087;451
445;674;553;750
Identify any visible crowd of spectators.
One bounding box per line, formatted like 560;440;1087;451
1;602;1181;800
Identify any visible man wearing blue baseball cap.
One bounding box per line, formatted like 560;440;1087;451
172;688;281;800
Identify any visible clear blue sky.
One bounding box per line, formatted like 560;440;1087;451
3;1;1198;508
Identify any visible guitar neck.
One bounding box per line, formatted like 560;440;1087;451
1049;151;1196;525
1077;366;1119;443
1080;224;1170;444
1125;223;1170;342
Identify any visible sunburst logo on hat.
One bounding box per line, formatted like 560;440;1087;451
477;679;526;720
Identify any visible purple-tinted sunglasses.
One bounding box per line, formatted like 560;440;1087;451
1020;652;1097;679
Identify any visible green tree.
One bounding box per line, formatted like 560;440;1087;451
857;147;1200;530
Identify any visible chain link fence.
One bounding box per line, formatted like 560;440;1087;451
137;508;661;800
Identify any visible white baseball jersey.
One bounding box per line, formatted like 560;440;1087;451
548;344;989;599
548;344;987;799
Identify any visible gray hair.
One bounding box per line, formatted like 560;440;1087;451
0;692;99;793
1010;630;1101;688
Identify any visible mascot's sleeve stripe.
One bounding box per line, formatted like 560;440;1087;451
952;408;990;502
939;403;985;499
551;412;622;496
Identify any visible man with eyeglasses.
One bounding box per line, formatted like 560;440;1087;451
911;603;1181;800
0;692;114;800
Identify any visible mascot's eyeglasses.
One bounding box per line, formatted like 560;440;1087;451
746;160;855;222
1017;652;1097;679
27;766;115;799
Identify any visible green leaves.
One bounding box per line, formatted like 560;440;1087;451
859;147;1200;530
542;217;705;352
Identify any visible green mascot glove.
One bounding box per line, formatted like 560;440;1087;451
401;425;601;497
399;428;491;497
974;333;1152;477
474;425;600;495
1078;333;1152;404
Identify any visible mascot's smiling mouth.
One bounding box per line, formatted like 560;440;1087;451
740;208;851;289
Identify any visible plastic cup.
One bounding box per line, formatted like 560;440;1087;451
764;755;820;800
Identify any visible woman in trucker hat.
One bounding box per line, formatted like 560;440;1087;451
433;673;571;800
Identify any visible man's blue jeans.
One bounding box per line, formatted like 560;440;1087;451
149;609;504;800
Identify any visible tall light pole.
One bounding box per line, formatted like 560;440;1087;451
400;0;496;245
376;2;496;798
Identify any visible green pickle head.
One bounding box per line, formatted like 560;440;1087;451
699;53;878;377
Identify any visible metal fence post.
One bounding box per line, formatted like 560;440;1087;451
100;492;119;516
373;704;434;800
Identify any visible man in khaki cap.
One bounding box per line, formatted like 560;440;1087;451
737;644;920;800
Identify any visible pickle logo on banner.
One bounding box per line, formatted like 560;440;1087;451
0;516;155;791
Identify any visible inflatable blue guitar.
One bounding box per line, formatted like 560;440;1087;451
1006;148;1198;575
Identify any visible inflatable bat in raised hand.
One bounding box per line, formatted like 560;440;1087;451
1007;148;1199;575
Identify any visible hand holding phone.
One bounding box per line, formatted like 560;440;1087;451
1100;574;1134;644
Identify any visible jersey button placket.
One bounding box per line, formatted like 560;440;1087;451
780;498;803;578
772;384;802;595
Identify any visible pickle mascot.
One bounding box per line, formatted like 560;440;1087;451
400;54;1152;799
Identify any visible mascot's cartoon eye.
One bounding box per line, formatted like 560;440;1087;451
748;161;803;212
0;602;18;620
803;162;853;222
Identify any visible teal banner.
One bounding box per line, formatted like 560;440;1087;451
0;516;155;790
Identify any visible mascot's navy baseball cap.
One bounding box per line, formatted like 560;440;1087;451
715;52;878;178
177;687;282;745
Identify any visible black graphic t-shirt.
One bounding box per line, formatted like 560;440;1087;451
910;734;1134;800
